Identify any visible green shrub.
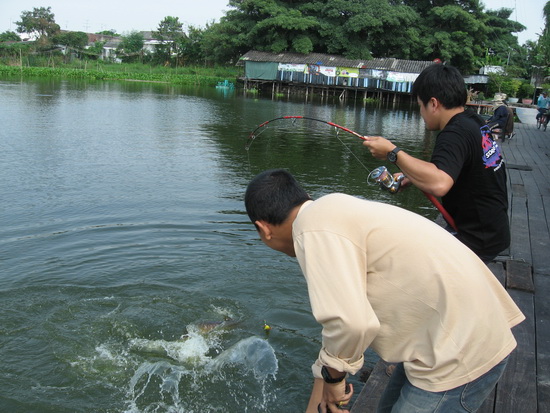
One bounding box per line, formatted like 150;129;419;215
517;81;535;99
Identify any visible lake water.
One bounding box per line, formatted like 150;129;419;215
0;76;437;412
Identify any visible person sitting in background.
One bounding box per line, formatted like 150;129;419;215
487;99;515;140
487;99;509;130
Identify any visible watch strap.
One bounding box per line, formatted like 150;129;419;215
321;365;346;383
387;147;401;163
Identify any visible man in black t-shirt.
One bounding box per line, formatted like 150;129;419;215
363;64;509;262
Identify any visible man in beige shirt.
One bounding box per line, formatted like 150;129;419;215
245;169;524;413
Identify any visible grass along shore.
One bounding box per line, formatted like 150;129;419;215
0;62;241;86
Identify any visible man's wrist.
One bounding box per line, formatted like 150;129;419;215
387;147;402;164
321;365;346;383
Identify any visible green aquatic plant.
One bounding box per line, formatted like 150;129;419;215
0;64;237;87
363;97;379;104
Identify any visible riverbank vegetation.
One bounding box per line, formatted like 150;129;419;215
0;2;548;87
0;58;240;86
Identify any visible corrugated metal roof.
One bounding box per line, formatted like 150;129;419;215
238;50;434;74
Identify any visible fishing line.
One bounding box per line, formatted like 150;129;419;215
246;115;373;174
245;116;368;151
245;116;457;231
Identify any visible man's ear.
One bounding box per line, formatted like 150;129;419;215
429;97;440;111
255;220;272;240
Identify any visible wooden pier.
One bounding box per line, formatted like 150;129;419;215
351;108;550;413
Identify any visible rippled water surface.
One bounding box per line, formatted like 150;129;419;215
0;77;437;412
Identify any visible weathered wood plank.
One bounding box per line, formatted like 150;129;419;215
487;261;505;286
509;194;531;263
511;183;526;197
494;289;537;413
506;259;534;292
535;274;550;412
507;169;524;188
527;193;550;275
507;164;533;171
351;360;390;412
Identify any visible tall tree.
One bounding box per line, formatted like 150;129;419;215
200;0;528;72
153;16;186;65
315;0;421;59
179;25;204;65
52;31;89;49
15;7;60;40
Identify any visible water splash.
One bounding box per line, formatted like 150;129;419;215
124;333;278;412
129;326;215;366
210;336;278;380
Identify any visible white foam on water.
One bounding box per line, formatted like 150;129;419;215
209;336;278;380
124;335;279;412
129;328;214;366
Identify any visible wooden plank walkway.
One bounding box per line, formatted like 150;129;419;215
351;111;550;412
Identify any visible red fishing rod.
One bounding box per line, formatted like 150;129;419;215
246;115;458;232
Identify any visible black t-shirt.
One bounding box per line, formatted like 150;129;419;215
431;110;510;258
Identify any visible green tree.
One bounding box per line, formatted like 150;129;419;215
200;0;526;70
202;0;319;62
153;16;186;65
179;25;205;65
52;31;89;49
117;31;145;62
15;7;60;41
200;18;249;65
86;41;106;59
316;0;421;59
0;31;21;42
412;3;486;71
539;1;550;75
96;30;119;37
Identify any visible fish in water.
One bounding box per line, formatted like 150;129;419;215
128;317;278;380
129;317;236;362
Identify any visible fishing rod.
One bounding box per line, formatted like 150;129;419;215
246;115;367;150
246;116;458;232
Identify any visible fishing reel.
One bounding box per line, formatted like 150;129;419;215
367;166;405;194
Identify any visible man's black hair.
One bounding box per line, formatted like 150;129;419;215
245;169;311;226
412;64;467;109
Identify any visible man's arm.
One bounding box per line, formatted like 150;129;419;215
362;136;454;197
306;378;324;413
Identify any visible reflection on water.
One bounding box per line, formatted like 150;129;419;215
0;77;436;412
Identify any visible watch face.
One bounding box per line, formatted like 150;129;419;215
387;148;399;163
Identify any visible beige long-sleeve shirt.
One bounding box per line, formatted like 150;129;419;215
293;194;524;392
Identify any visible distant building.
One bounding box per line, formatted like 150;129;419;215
82;31;159;62
238;51;493;100
479;65;505;75
15;32;39;42
238;50;435;92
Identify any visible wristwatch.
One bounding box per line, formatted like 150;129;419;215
321;365;346;384
387;147;401;163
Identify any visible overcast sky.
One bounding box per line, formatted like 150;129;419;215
0;0;545;45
